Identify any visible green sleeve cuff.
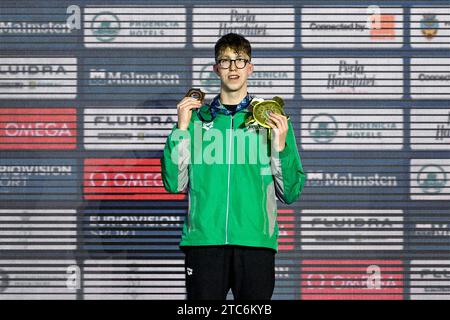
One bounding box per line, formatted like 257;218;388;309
277;142;291;159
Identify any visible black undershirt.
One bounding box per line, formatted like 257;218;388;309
223;104;238;115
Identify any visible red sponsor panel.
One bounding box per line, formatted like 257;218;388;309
301;260;404;300
0;108;77;149
278;209;295;251
370;15;396;39
84;158;185;200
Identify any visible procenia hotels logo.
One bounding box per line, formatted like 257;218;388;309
91;12;120;42
308;113;338;143
417;165;447;194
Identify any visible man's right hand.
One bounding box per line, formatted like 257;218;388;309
177;97;202;130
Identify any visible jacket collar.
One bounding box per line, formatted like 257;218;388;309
209;93;253;118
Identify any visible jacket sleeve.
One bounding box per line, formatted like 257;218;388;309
160;124;191;193
270;119;307;204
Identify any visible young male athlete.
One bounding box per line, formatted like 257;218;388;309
161;33;306;300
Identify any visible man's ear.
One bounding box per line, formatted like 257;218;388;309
213;63;220;76
247;62;254;76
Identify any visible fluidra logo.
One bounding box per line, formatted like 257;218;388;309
417;165;447;193
0;65;67;75
94;115;176;126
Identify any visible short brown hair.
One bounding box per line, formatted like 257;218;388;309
215;33;252;62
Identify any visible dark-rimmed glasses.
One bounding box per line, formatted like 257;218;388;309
216;58;250;69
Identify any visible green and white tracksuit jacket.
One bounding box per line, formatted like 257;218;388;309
160;102;306;252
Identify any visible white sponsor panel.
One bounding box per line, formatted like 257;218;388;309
0;260;78;299
411;7;450;48
193;7;294;48
301;108;403;150
0;20;73;35
193;57;295;99
0;209;76;250
83;260;185;299
411;58;450;99
410;159;450;200
410;260;450;300
300;210;403;250
84;108;177;150
411;109;450;150
0;58;77;99
301;58;403;99
302;7;403;48
84;7;186;47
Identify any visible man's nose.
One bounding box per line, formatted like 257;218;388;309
229;60;237;71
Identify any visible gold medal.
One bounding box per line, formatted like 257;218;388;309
246;96;288;139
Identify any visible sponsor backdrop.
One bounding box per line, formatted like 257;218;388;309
0;0;449;300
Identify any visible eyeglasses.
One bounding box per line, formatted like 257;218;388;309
216;58;250;69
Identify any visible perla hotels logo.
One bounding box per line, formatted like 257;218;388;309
200;63;221;93
308;113;338;143
420;14;439;40
91;12;121;42
417;165;447;194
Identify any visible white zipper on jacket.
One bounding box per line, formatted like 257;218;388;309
225;115;234;244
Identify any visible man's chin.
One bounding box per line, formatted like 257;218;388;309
222;83;245;93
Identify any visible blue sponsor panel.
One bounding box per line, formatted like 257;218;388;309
406;209;450;253
0;7;80;49
0;159;78;201
81;208;184;257
301;157;408;206
83;57;190;102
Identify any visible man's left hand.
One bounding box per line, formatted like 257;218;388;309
266;112;288;152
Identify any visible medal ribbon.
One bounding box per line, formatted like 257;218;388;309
209;93;253;119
